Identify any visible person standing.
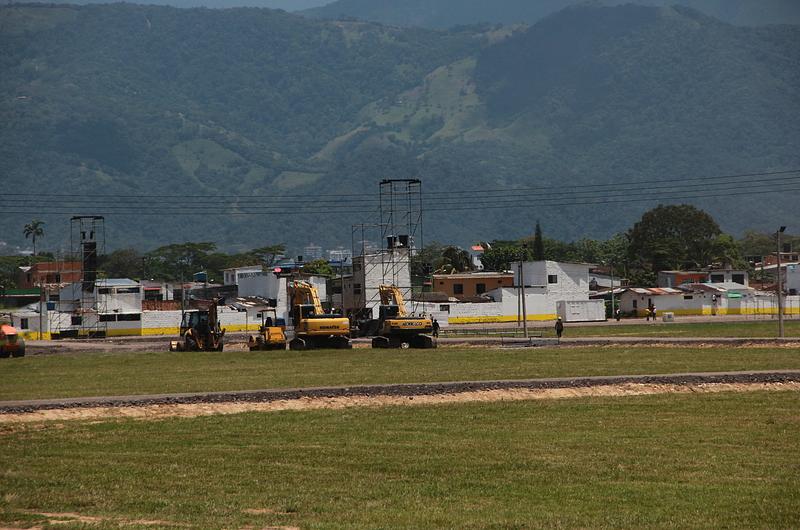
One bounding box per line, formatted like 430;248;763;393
555;317;564;341
432;317;440;338
651;305;657;322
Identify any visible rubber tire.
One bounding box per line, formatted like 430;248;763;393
372;336;390;349
0;347;9;359
11;344;25;358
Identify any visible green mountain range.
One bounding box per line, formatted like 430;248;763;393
305;0;800;28
1;3;798;252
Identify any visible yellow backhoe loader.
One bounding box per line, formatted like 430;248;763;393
169;302;225;352
370;284;435;349
288;280;351;350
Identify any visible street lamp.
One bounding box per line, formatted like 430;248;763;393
777;226;786;338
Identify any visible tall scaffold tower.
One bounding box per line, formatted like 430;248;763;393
70;216;107;337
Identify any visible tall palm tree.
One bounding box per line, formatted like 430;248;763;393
23;219;45;256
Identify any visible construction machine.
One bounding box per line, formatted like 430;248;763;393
247;308;287;351
288;280;351;350
0;323;25;358
370;284;435;349
169;302;225;352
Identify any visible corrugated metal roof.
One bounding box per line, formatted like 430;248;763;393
95;278;138;287
628;287;682;296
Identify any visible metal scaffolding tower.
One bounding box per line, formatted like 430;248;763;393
70;216;107;337
379;179;422;309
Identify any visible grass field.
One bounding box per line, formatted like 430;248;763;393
1;391;798;528
2;346;800;401
487;319;800;338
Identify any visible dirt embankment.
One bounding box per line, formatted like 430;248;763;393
2;375;798;425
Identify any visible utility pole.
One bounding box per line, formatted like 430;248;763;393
777;226;786;338
517;259;522;328
610;262;615;320
520;246;528;338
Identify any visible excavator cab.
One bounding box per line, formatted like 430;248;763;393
379;305;401;320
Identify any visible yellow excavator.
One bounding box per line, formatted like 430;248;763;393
169;302;225;352
247;308;287;351
371;284;435;349
288;280;351;350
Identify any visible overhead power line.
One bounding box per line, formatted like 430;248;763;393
2;182;799;216
5;172;800;209
3;168;799;201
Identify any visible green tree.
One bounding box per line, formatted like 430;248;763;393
23;220;45;256
439;246;473;273
248;245;287;268
302;259;334;277
627;204;723;273
145;242;217;281
100;248;144;279
532;221;544;260
480;241;532;271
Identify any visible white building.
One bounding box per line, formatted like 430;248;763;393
618;283;777;317
237;270;328;323
222;265;263;286
303;243;323;261
328;247;352;263
413;261;603;324
342;249;411;318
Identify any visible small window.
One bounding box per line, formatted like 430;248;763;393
476;283;486;294
116;287;140;294
71;315;82;325
732;274;745;284
453;283;464;295
548;275;558;284
117;313;141;321
683;295;693;300
20;318;29;329
439;304;450;313
632;300;638;309
439;281;445;285
98;288;111;295
55;273;61;283
710;274;724;283
99;314;117;322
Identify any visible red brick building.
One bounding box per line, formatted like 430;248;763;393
18;261;82;289
432;272;514;300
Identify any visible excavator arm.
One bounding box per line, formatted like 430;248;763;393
290;280;325;314
378;284;408;317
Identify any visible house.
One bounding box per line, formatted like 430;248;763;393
342;248;411;319
432;272;514;300
657;268;749;288
413;261;603;324
18;261;82;289
707;268;749;286
618;283;777;317
657;270;709;288
222;265;263;286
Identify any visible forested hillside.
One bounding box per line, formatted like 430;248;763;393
305;0;800;28
22;0;329;10
1;3;798;252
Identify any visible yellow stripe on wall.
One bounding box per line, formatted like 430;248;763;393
448;314;558;324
